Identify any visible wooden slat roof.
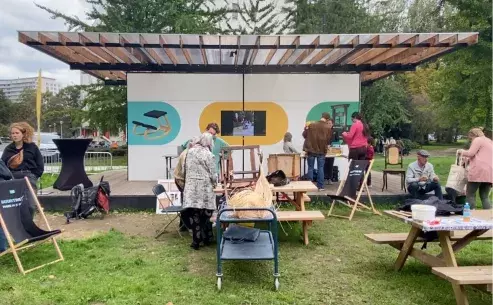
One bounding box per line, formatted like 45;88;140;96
18;31;478;85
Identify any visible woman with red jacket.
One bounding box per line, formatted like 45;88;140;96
342;112;370;160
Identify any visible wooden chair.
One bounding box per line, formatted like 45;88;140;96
382;144;406;191
0;177;64;275
220;145;262;190
327;159;381;221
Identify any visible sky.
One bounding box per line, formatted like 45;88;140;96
0;0;91;86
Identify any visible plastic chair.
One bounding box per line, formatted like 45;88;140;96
152;184;185;238
0;177;64;274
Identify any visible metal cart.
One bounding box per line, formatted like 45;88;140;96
215;207;280;291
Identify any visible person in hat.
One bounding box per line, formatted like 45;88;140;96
405;150;443;199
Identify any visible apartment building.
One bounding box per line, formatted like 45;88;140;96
0;77;63;102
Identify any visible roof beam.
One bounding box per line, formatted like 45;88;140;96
381;35;439;65
324;36;358;65
234;36;240;66
38;33;93;64
264;36;279;65
337;35;379;65
159;35;178;66
350;35;400;65
79;34;120;64
361;71;395;85
100;34;134;64
119;35;150;64
180;35;193;65
278;36;300;66
293;36;319;65
308;35;339;65
200;36;208;66
248;36;260;66
369;34;424;65
139;34;164;64
59;33;109;64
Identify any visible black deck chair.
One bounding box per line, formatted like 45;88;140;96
0;177;64;274
327;159;381;221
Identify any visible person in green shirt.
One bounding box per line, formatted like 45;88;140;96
180;123;229;176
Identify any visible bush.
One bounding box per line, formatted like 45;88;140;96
401;138;421;152
110;148;127;156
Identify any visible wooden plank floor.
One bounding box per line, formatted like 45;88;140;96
40;169;409;197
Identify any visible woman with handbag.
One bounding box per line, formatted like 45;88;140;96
458;128;493;209
1;122;44;197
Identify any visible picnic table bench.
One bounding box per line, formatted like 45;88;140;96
432;266;492;305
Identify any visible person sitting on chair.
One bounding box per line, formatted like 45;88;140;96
283;132;299;153
406;150;443;199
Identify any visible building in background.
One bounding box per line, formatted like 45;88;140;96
0;77;63;102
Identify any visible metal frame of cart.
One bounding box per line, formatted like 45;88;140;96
215;207;280;291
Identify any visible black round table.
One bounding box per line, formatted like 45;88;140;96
53;139;93;191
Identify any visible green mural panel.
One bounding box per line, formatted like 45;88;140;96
306;101;359;130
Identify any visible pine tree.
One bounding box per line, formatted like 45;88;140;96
228;0;284;34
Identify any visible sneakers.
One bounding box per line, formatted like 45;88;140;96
327;180;334;185
318;188;325;192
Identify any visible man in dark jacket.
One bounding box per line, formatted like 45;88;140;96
302;112;332;190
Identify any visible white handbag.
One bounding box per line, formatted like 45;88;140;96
445;151;468;192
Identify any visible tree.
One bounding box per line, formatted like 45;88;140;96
42;86;85;137
361;77;410;137
228;0;282;34
37;0;229;34
81;84;127;133
282;0;381;34
38;0;232;133
0;90;12;137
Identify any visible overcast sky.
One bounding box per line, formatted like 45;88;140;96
0;0;90;85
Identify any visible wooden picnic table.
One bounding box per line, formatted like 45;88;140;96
380;210;493;305
383;209;493;271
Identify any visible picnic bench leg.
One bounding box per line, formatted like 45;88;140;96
438;229;488;258
302;221;309;245
296;192;305;211
394;226;420;271
438;232;468;305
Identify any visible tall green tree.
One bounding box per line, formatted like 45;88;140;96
282;0;381;34
81;85;127;133
0;90;12;137
361;77;410;137
229;0;281;34
38;0;231;133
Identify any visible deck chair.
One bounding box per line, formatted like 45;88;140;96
0;177;63;274
153;184;185;239
327;159;381;221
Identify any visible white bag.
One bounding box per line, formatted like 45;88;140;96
446;151;468;192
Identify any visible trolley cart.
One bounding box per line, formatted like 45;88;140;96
215;207;280;291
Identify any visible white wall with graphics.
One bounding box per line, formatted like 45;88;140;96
127;73;360;181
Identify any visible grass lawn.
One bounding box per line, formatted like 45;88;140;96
0;206;490;305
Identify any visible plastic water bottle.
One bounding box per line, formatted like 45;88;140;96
463;202;471;222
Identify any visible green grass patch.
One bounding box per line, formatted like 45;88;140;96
0;210;490;305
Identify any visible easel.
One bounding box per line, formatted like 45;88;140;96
327;159;381;221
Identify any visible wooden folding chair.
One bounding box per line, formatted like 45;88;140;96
327;159;381;221
0;177;64;275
